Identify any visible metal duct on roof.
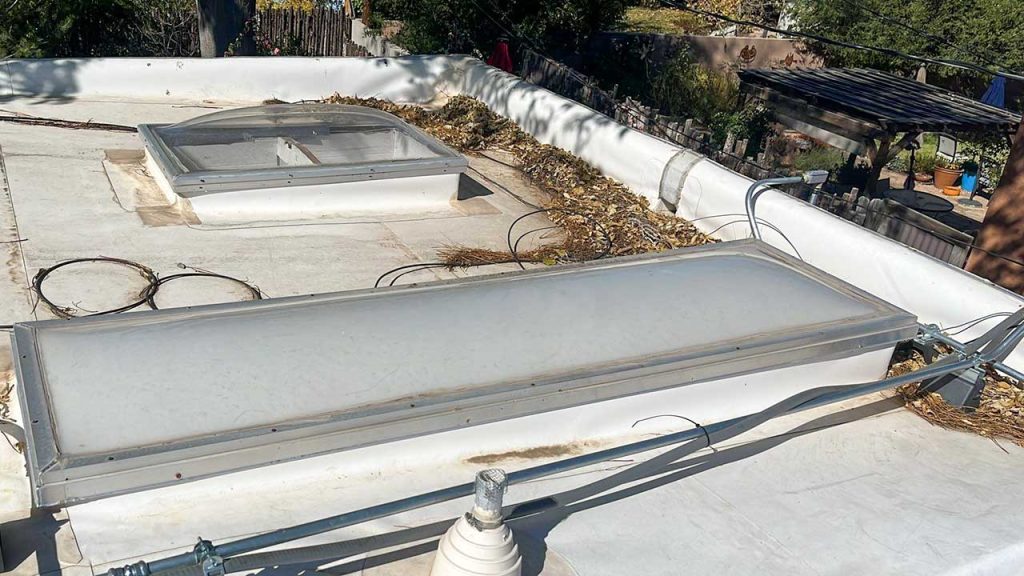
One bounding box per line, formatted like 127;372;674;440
13;240;917;506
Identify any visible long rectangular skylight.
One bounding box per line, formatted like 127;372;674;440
13;240;917;507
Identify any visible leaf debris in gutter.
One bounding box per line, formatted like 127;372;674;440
888;350;1024;447
322;94;714;266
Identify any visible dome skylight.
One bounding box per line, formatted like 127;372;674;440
139;104;468;197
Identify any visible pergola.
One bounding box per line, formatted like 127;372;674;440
738;67;1021;193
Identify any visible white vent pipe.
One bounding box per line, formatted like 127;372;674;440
430;469;522;576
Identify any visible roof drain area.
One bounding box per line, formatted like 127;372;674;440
138;104;469;224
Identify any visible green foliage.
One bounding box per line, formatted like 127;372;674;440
651;50;738;120
913;150;938;174
835;160;871;187
226;14;307;56
792;145;845;173
1;0;139;57
788;0;1024;89
373;0;628;55
648;50;771;153
617;6;712;35
0;0;199;57
707;103;772;152
960;133;1011;185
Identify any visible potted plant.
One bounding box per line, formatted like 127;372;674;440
960;159;980;193
914;152;937;182
934;158;963;189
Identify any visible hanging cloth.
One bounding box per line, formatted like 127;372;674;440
487;39;514;73
981;76;1006;109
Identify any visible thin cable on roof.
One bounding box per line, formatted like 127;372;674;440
146;272;263;310
32;257;264;319
374;262;447;288
33;257;158;319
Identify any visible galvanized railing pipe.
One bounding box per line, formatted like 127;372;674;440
745;176;803;240
745;171;828;240
110;351;982;576
919;322;1024;383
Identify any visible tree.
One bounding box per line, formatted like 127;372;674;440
0;0;199;58
196;0;256;57
372;0;628;56
0;0;140;57
788;0;1024;90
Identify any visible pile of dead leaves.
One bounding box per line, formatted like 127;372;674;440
889;350;1024;447
323;94;714;266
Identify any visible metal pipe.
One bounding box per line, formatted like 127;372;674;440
114;354;978;576
745;176;803;240
471;469;507;528
745;171;829;240
981;321;1024;362
918;322;1024;383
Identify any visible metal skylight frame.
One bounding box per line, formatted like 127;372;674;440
13;240;918;507
138;104;469;196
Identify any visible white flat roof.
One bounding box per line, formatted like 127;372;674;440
0;64;1022;576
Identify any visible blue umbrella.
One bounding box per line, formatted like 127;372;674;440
981;75;1006;108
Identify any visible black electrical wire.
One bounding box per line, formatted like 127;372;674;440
374;207;612;287
387;264;452;287
32;258;265;318
511;224;561;257
702;217;804;260
506;208;614;270
32;257;159;319
374;262;447;288
146;272;264;310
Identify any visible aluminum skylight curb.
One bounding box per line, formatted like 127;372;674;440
13;240;918;507
139;104;468;196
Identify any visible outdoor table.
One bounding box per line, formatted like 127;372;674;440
885;189;955;215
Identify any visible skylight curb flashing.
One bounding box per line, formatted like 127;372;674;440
138;104;468;197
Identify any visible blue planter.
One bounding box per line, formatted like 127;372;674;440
961;171;979;193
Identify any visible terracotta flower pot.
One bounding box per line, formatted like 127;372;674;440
934;166;962;189
914;172;933;183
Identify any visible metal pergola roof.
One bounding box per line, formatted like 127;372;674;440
739;67;1021;135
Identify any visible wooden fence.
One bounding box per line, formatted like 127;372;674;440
516;47;973;268
519;49;619;117
256;8;349;56
518;50;783;179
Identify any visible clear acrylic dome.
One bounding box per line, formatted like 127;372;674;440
139;103;466;195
